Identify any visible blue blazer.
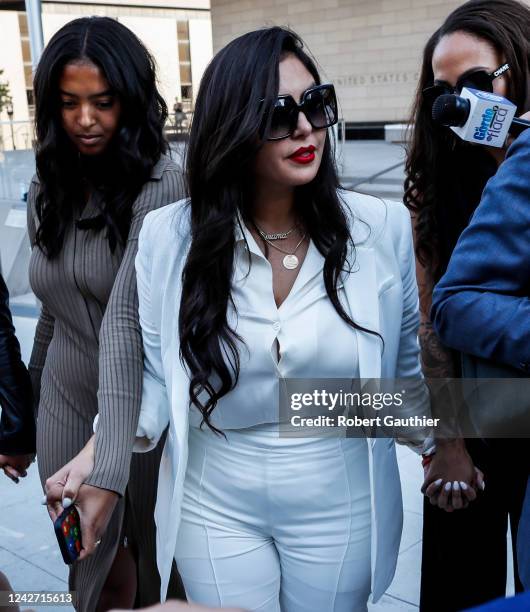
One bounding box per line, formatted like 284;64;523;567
431;129;530;372
431;130;530;595
466;591;530;611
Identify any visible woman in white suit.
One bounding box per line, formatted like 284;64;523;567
132;27;453;611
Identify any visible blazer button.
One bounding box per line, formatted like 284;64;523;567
273;321;280;331
519;362;530;372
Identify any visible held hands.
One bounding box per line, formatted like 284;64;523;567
0;453;35;483
43;434;119;560
421;439;485;512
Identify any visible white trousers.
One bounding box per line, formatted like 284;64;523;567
175;424;372;612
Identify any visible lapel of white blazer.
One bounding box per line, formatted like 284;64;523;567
342;245;382;379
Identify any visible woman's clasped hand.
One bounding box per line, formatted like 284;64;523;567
422;440;485;512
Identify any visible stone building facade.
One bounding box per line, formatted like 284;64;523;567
0;0;212;149
210;0;529;127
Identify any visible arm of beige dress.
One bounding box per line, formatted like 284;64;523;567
85;165;185;495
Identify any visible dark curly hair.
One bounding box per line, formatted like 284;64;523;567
33;16;168;256
404;0;530;282
181;26;376;432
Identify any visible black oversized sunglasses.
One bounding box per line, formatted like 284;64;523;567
264;83;338;141
422;63;510;109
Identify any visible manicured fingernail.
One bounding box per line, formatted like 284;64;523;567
453;481;460;491
481;481;486;491
41;495;47;505
444;482;452;491
62;497;72;508
434;478;443;487
460;481;468;490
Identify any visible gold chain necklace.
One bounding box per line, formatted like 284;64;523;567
261;233;307;269
255;223;297;241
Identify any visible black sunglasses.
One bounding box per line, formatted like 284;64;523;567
422;63;510;108
264;83;338;141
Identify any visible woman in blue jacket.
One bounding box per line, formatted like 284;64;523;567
405;0;530;609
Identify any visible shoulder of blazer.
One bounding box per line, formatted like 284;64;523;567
141;197;191;255
137;199;191;311
140;191;412;267
338;189;411;250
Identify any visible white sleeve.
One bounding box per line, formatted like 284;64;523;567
394;203;422;380
392;203;434;454
133;213;170;453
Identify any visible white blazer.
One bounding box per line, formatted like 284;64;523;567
133;190;423;603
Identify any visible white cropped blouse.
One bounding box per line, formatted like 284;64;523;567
189;220;359;429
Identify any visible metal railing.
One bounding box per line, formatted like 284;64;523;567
0;120;34;152
349;160;404;189
0;148;35;200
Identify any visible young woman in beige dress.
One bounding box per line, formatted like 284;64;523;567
30;16;185;611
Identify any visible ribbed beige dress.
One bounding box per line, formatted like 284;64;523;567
27;155;186;611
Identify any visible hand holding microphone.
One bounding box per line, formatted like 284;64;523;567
432;87;530;147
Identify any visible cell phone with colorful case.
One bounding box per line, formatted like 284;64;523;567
54;504;82;564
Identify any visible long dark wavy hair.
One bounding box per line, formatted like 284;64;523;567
33;16;168;256
405;0;530;282
181;26;373;432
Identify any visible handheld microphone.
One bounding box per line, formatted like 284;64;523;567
432;87;530;147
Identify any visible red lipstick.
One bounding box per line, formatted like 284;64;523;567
289;145;316;165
